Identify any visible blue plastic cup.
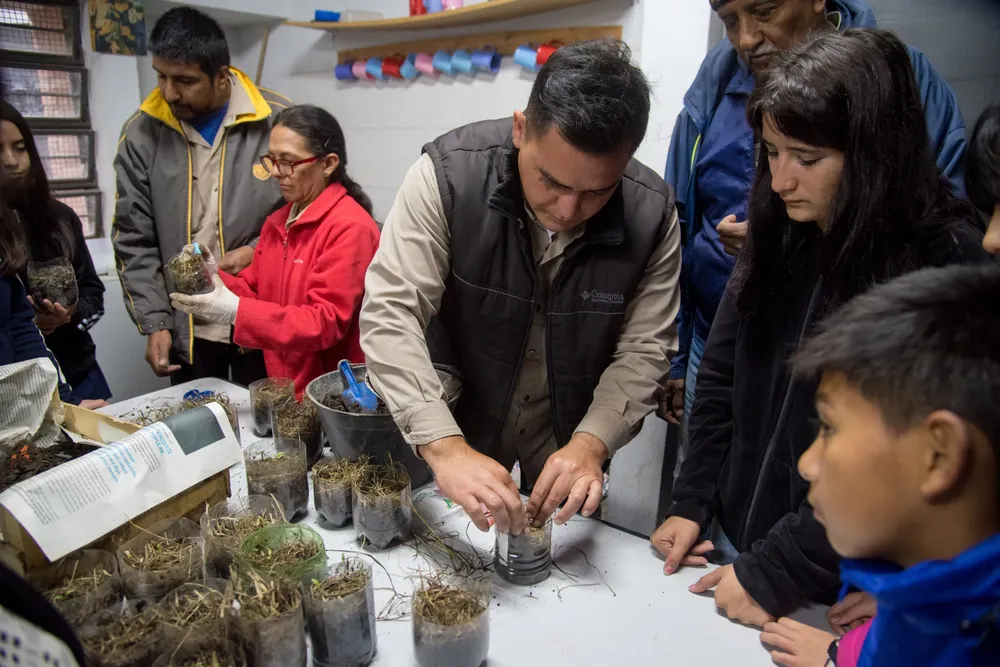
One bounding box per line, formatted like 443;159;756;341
452;49;474;75
400;54;420;80
365;57;385;80
514;44;540;72
432;50;455;75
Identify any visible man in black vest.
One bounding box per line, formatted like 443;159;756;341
360;39;682;536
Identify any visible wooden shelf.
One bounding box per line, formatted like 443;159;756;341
285;0;599;31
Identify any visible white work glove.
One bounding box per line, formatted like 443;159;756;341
170;274;240;325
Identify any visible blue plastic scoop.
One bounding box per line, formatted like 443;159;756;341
338;360;379;413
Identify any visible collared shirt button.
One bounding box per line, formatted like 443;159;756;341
527;349;537;358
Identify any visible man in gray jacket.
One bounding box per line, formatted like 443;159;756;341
112;8;288;384
361;40;681;536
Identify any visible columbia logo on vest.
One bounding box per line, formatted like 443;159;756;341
580;290;625;305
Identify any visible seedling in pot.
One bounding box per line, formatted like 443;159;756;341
271;396;322;466
28;257;78;309
312;456;372;529
305;557;377;666
353;462;412;550
166;245;214;296
412;575;490;667
249;378;295;437
230;570;307;667
243;441;309;522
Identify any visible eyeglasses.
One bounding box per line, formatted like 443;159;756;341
259;154;319;176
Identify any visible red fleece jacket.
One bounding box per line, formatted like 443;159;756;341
221;183;379;397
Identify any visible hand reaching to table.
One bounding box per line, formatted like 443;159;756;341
690;564;775;628
761;618;837;667
651;515;715;574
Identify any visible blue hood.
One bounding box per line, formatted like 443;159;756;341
840;534;1000;667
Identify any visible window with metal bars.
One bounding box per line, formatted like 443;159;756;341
1;0;101;237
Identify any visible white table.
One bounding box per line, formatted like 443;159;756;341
102;379;829;666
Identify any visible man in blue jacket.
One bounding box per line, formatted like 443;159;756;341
660;0;967;433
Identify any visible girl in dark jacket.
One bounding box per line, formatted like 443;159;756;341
1;102;110;401
652;29;990;625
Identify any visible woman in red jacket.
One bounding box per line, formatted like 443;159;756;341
170;105;379;396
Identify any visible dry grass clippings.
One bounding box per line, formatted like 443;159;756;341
231;570;300;622
83;611;160;664
167;251;212;295
245;451;296;478
160;586;229;631
123;537;196;572
210;511;282;540
271;400;319;440
182;393;238;433
308;561;369;601
244;539;320;569
121;401;180;428
175;650;240;667
29;262;77;307
43;566;112;604
355;462;410;500
413;582;487;627
312;456;371;487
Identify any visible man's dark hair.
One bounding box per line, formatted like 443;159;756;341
967;104;1000;214
149;7;230;77
795;264;1000;456
524;39;651;156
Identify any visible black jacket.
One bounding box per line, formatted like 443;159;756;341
16;200;104;387
423;118;673;455
669;216;989;617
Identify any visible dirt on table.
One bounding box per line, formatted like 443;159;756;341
1;441;96;493
321;392;391;415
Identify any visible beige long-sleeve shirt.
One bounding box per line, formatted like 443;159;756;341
360;154;681;481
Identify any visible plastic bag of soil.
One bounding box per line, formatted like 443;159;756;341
271;396;323;467
244;440;309;522
494;513;553;585
353;462;412;550
312;456;371;529
412;575;490;667
27;257;78;308
28;548;123;628
249;378;294;437
166;245;214;296
239;524;327;583
201;495;286;578
304;557;376;667
151;637;247;667
230;570;307;667
155;579;233;647
78;597;162;667
117;517;204;600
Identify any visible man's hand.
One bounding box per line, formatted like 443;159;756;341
690;564;775;628
657;378;685;425
216;246;254;275
826;591;876;636
761;618;837;667
651;516;713;574
79;399;110;410
28;297;75;336
145;329;181;377
420;436;526;535
526;432;607;525
716;214;748;256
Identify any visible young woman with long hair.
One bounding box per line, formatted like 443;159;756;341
651;29;989;625
1;101;110;402
170;104;379;398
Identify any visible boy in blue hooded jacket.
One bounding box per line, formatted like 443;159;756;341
757;263;1000;667
659;0;967;434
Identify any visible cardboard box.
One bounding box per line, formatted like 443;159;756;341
0;405;231;574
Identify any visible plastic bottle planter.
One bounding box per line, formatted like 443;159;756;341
353;463;412;550
200;495;286;578
28;549;123;628
27;257;78;309
304;558;377;667
243;440;309;522
77;598;161;667
116;517;203;600
154;579;231;646
239;524;328;583
270;396;323;466
412;575;490;667
150;638;246;667
231;573;307;667
249;377;295;437
494;515;552;585
165;246;213;296
312;457;359;529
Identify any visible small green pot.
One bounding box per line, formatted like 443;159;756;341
239;524;327;583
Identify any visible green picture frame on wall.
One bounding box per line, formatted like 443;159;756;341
89;0;147;56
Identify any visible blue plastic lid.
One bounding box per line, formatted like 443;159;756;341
314;10;341;21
